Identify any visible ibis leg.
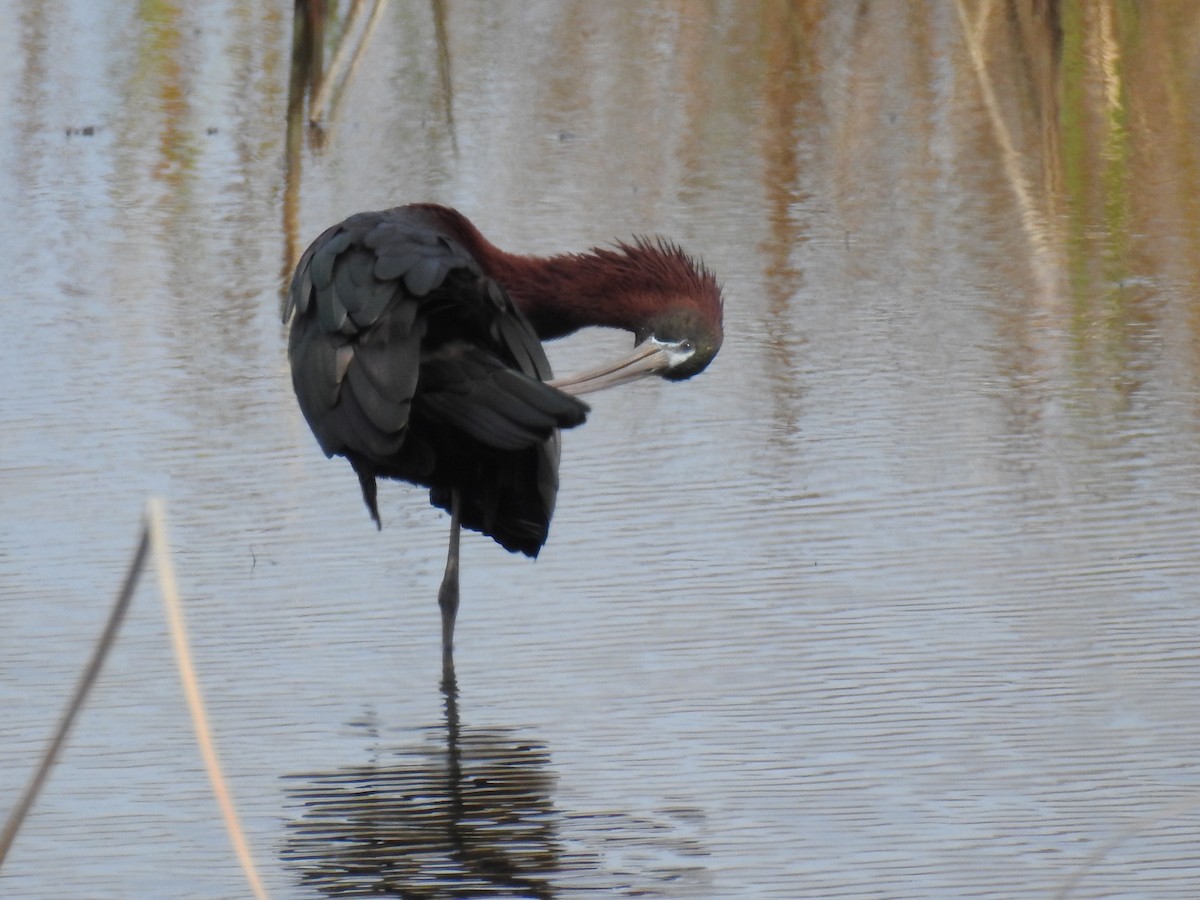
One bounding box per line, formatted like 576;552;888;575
438;489;461;662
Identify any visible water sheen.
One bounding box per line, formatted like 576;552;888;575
2;2;1200;897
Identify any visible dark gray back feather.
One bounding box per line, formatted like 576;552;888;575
286;206;588;556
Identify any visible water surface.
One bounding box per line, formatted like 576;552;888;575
2;2;1200;897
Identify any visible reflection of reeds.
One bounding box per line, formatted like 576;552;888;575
947;0;1200;400
283;0;389;294
954;0;1064;306
282;0;323;294
431;0;457;156
1096;1;1131;280
283;0;455;300
308;0;388;128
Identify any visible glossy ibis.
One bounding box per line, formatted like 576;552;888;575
285;204;722;656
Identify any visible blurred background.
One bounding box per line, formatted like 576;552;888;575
2;1;1200;896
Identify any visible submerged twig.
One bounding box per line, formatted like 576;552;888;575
1053;793;1200;899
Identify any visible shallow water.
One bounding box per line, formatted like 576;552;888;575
3;2;1200;897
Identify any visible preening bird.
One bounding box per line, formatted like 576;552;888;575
285;203;722;656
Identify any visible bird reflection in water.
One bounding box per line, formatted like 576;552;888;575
281;673;560;898
281;669;709;898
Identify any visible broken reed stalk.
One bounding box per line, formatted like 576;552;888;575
0;500;269;900
145;499;269;900
0;524;149;865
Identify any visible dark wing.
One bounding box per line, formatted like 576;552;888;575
285;206;588;555
286;209;461;463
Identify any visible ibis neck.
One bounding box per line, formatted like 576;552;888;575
491;250;652;340
415;204;667;340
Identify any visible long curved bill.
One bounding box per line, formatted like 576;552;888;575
548;338;693;397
